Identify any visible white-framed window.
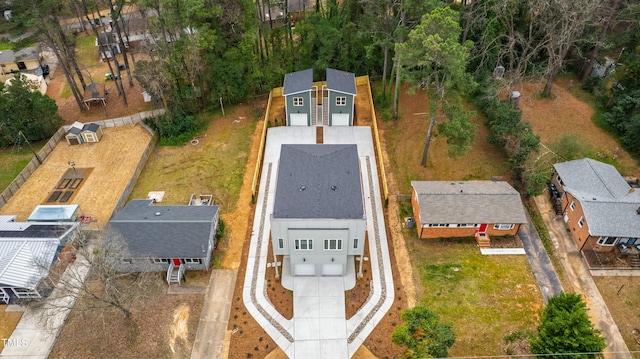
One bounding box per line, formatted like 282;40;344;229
293;97;304;106
152;258;169;264
278;238;284;249
324;239;342;250
428;223;448;228
597;236;618;246
456;224;479;228
570;201;576;211
494;224;515;230
578;216;584;228
353;238;359;249
336;97;346;106
295;239;313;250
184;258;202;264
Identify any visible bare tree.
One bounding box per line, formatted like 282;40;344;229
33;232;162;323
536;0;605;97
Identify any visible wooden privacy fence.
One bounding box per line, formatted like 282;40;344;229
0;109;164;210
251;88;274;202
110;131;158;218
363;75;390;205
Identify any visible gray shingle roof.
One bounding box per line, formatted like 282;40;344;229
273;144;364;219
83;123;100;133
326;68;356;95
0;46;39;64
108;200;219;258
553;158;640;237
283;69;313;96
411;181;527;224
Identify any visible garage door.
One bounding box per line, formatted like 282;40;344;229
332;113;350;126
294;264;315;276
322;264;343;276
290;113;308;126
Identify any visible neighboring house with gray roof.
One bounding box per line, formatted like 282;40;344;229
0;46;41;78
0;218;79;304
270;144;366;276
107;199;219;284
282;68;356;126
551;158;640;252
410;180;527;240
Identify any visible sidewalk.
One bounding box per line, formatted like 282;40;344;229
535;195;632;359
0;254;90;359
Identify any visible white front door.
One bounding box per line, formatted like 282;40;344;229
290;113;308;126
332;113;350;126
322;264;343;276
294;263;315;276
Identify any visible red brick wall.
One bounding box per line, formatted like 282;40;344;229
561;192;592;250
418;225;519;239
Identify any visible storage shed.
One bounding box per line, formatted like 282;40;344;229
65;121;85;145
65;122;103;145
81;123;103;143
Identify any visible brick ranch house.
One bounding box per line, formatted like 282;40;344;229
550;158;640;252
410;181;527;242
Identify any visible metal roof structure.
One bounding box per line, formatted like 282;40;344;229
326;68;356;95
28;204;79;222
273;144;364;219
411;181;528;224
107;199;219;258
553;158;640;237
0;222;78;289
282;69;313;96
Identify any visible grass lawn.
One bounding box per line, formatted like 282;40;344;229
381;84;543;356
407;234;543;356
0;141;45;192
129;108;257;211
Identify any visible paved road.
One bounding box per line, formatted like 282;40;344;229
190;270;237;359
518;209;563;302
535;195;632;359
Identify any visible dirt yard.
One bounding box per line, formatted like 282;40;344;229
45;43;153;125
594;276;640;354
0;125;152;228
49;286;204;358
517;77;639;176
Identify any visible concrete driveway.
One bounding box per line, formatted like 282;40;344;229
534;195;631;359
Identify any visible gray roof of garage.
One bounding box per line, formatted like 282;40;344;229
0;46;39;64
553;158;640;237
108;200;218;258
273;144;364;219
283;69;313;96
326;68;356;95
411;181;527;224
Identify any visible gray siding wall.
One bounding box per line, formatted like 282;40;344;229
117;258;208;272
271;217;366;275
328;91;354;125
285;91;312;125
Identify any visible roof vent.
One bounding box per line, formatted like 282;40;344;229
299;185;306;191
637;206;640;215
155;212;162;216
331;185;337;191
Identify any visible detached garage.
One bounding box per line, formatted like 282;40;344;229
283;69;313;126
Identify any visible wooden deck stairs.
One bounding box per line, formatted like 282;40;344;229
630;253;640;269
475;232;491;248
553;198;563;215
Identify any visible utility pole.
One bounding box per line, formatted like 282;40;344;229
18;131;42;164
